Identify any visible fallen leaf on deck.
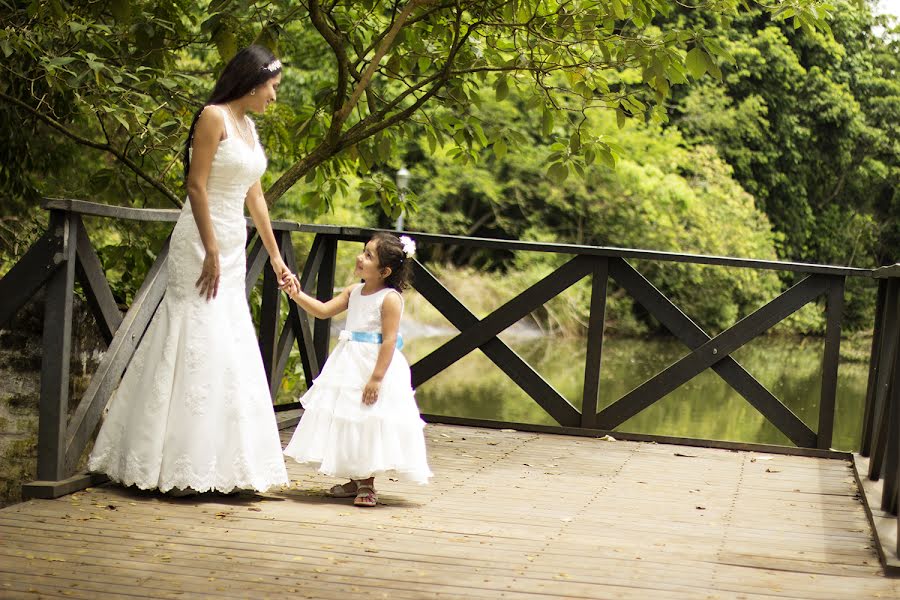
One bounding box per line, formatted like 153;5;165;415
765;468;781;473
750;455;773;462
674;453;697;458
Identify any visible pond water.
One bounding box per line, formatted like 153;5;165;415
399;334;871;452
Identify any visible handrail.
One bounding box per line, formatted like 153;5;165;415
40;200;877;277
338;226;876;277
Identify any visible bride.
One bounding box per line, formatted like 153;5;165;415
88;46;290;495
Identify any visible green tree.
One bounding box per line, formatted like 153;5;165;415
405;95;789;334
668;2;899;267
1;0;833;220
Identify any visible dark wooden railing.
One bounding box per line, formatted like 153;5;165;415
1;198;897;570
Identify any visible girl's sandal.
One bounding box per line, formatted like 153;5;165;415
326;482;358;498
353;486;377;507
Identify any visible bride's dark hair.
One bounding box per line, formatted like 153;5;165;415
183;45;282;179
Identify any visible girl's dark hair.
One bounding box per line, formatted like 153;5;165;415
183;45;281;179
371;232;413;292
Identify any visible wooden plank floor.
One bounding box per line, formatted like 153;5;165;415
1;424;898;599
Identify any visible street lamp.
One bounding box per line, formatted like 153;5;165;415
395;166;410;231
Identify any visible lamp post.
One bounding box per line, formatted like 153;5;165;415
395;166;410;231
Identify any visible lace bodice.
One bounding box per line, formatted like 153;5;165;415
167;105;267;299
344;285;403;334
185;105;267;219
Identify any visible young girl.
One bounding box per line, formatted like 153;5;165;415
281;233;432;506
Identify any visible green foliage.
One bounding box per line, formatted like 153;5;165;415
1;0;834;213
3;0;882;335
665;1;897;327
669;2;899;268
405;96;792;334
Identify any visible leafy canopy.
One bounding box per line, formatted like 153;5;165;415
0;0;833;214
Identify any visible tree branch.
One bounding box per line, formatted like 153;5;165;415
0;90;182;208
335;0;432;125
309;0;351;141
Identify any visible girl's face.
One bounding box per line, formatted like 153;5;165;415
355;240;387;283
247;72;281;113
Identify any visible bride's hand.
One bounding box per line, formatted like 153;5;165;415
279;272;300;297
195;251;220;301
271;256;292;287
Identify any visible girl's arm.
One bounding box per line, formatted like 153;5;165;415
287;282;353;319
245;180;290;283
362;291;402;405
186;106;225;300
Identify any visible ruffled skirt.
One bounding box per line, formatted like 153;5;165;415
283;339;432;484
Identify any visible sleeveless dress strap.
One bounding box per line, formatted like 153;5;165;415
381;288;404;314
216;105;237;140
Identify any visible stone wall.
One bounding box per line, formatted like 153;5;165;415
0;294;105;507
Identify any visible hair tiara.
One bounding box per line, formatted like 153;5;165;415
263;59;282;72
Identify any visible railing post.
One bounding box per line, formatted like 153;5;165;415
36;210;77;481
258;231;283;390
314;235;337;369
869;278;900;481
861;278;888;456
580;258;608;429
883;353;898;514
817;276;844;449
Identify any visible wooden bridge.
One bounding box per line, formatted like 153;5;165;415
2;423;898;598
1;199;899;597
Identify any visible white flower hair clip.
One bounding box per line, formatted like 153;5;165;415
263;59;282;72
399;235;416;259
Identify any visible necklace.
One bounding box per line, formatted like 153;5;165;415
225;103;253;147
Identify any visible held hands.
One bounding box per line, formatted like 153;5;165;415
272;258;299;297
362;377;381;405
195;251;220;301
278;271;300;297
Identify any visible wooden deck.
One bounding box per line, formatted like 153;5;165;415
1;424;898;599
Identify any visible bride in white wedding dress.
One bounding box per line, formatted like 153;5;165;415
88;46;290;495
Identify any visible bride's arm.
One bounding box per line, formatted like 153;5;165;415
187;106;225;299
246;181;290;283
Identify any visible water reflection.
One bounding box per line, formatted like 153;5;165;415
402;335;870;451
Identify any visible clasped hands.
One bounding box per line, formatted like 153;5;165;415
278;270;300;296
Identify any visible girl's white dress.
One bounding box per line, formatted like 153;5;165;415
88;107;289;493
283;285;432;484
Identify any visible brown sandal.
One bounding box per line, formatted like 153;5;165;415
353;485;377;507
326;481;358;498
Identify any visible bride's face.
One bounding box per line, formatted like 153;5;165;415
246;73;281;113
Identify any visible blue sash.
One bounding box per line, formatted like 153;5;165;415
341;330;404;350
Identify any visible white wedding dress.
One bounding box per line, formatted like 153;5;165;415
88;106;289;493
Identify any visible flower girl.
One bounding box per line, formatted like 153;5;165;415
281;233;432;506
